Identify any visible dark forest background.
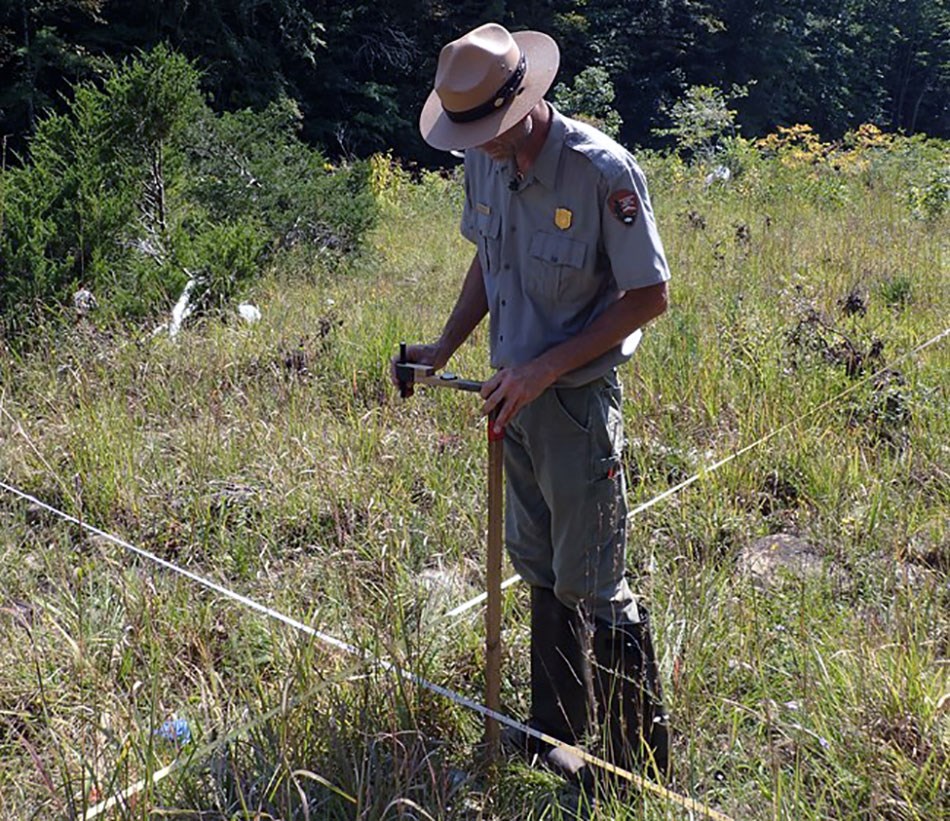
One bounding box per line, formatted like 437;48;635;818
1;0;947;164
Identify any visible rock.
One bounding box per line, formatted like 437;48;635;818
206;481;259;515
704;165;732;188
237;303;261;323
738;533;825;586
894;562;937;588
24;503;46;525
73;288;98;317
0;599;35;629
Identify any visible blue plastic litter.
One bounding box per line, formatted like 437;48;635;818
155;717;192;745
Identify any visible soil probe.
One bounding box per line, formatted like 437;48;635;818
395;342;504;761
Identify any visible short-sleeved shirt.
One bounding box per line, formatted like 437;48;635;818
461;104;670;387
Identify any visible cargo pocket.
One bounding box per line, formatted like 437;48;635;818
591;453;625;543
594;453;623;483
527;231;588;301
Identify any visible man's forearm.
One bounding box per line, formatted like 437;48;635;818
478;281;668;432
533;281;668;384
434;253;488;367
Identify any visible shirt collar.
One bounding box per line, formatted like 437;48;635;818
491;103;565;188
529;103;565;190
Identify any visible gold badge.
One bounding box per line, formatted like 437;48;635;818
476;202;491;215
554;208;573;230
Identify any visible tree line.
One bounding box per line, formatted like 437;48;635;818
1;0;947;164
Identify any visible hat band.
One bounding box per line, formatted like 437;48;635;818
443;54;527;124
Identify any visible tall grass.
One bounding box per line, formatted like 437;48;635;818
1;136;948;820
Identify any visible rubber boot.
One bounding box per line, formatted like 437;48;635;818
505;587;593;784
593;607;671;782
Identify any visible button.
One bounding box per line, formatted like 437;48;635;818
501;299;506;307
499;335;504;342
510;225;516;232
504;263;510;270
552;256;559;262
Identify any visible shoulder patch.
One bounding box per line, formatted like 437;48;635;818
608;189;640;226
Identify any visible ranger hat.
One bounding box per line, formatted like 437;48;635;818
419;23;560;151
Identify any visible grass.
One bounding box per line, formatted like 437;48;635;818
0;138;948;820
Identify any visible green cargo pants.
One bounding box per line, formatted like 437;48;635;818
503;370;640;625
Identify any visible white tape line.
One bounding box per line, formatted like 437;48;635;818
83;761;177;820
444;574;521;618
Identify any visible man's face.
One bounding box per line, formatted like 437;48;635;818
476;115;533;161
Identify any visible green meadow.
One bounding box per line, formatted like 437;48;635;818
1;131;948;820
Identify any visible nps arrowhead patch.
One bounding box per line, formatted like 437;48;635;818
608;189;640;226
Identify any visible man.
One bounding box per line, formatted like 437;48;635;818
396;22;671;782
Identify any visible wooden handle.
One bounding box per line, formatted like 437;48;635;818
485;410;504;760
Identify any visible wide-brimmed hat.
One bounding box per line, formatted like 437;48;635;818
419;23;560;151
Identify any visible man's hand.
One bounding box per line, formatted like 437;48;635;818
476;282;669;428
390;343;446;397
480;360;556;433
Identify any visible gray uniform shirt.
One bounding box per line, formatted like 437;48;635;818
461;105;670;387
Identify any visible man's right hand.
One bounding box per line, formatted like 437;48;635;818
390;343;445;397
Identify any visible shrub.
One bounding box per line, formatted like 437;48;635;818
182;219;270;311
908;168;949;221
0;46;377;336
183;98;377;256
553;66;623;139
0;46;203;328
654;84;749;163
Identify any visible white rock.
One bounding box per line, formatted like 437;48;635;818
704;165;732;188
737;533;824;586
73;288;98;316
237;303;262;323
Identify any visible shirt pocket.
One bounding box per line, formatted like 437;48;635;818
527;231;588;300
476;209;501;274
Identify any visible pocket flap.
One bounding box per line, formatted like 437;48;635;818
595;454;623;482
529;231;587;268
476;209;501;239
